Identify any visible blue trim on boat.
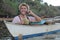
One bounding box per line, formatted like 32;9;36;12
14;30;60;40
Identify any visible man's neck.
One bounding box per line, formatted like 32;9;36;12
20;14;26;18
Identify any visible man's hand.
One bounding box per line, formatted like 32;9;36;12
29;10;35;15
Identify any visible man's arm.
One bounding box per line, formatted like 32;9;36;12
29;10;41;22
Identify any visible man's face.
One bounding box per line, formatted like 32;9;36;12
20;6;28;15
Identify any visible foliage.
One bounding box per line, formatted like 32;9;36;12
0;0;60;17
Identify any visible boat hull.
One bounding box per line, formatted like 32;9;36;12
5;22;60;40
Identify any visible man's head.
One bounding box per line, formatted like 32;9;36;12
19;3;30;15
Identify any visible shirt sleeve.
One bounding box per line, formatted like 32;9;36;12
12;16;21;24
28;16;36;22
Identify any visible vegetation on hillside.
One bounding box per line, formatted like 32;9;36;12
0;0;60;18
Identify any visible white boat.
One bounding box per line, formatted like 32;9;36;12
4;21;60;40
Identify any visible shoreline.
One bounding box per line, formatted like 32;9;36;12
0;18;13;21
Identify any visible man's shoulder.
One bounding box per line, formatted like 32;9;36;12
14;16;18;18
14;16;19;19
